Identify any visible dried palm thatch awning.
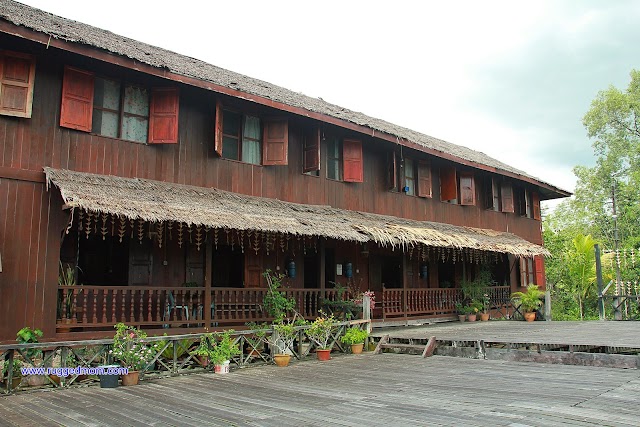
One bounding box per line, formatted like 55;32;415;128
44;167;548;257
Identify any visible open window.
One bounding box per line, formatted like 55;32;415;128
303;127;320;175
532;192;541;220
326;136;342;180
401;158;416;195
0;50;36;118
387;150;397;190
60;66;179;143
483;177;500;211
440;165;457;203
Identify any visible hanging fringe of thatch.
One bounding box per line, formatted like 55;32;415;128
45;167;549;257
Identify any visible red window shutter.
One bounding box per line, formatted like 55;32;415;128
263;118;289;165
534;255;545;287
214;100;223;156
148;87;179;143
459;172;475;205
417;160;432;198
532;191;541;220
501;182;514;213
343;138;363;183
60;66;94;132
439;166;457;201
303;127;320;172
0;50;36;118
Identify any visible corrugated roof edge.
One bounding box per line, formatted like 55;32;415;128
1;0;571;198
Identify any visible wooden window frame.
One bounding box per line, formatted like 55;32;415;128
343;138;363;183
326;136;342;181
459;172;476;206
401;157;416;195
417;160;432;198
500;182;514;213
303;127;320;175
60;66;177;144
440;165;458;203
0;50;36;118
532;192;541;221
262;118;288;166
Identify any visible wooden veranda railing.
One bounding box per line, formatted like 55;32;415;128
57;286;342;330
2;319;370;395
382;286;511;319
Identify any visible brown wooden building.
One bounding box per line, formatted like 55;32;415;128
0;1;569;341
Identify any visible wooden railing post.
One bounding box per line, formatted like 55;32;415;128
363;293;371;333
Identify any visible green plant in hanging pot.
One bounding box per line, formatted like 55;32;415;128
511;284;544;322
340;326;369;354
190;333;216;368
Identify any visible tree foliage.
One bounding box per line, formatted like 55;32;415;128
544;69;640;320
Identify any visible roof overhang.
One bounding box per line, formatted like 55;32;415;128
44;167;549;257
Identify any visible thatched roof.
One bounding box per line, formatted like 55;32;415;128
0;0;569;198
44;167;548;257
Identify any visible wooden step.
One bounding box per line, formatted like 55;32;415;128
380;343;425;350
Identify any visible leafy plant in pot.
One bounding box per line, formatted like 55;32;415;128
306;312;336;361
511;284;544;322
480;293;491;321
191;333;216;368
467;300;483;322
111;323;159;385
267;319;300;367
455;303;469;322
16;327;46;386
2;359;23;390
57;263;82;332
210;330;241;374
340;326;369;354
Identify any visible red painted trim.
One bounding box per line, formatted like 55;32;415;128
0;21;570;197
0;166;45;183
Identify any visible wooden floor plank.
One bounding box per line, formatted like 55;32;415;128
0;354;638;426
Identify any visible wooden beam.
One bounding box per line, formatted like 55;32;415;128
0;21;571;197
422;336;437;358
0;166;45;183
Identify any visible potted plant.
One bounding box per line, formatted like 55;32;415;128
16;327;46;386
305;313;336;361
263;269;296;322
190;333;215;368
57;263;81;332
455;302;468;322
267;319;299;367
340;326;369;354
110;323;158;385
210;330;241;374
467;300;483;322
480;293;491;321
2;359;23;390
511;284;544;322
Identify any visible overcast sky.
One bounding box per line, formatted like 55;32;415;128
17;0;640;209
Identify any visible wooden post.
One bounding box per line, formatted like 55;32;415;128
595;243;605;320
204;238;213;328
319;239;326;300
544;290;551;321
403;254;408;324
363;293;371;334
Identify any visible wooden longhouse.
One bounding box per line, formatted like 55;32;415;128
0;0;569;341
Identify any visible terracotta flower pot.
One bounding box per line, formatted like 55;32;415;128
480;313;490;321
316;349;331;361
351;343;364;354
467;314;477;322
458;314;466;322
196;355;209;367
121;371;139;386
524;312;536;322
273;354;291;367
27;375;47;387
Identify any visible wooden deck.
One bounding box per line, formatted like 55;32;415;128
0;353;638;426
372;320;640;348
